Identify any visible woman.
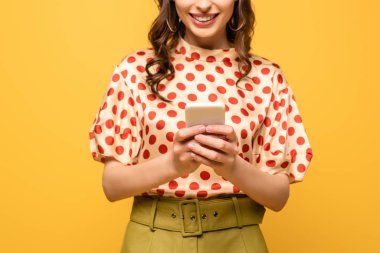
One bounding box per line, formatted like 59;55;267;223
89;0;313;252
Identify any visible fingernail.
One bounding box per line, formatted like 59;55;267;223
198;126;205;131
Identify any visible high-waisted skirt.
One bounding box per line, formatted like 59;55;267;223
120;194;269;253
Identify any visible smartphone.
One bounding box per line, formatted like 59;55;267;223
185;102;225;127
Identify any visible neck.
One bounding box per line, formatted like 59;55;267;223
183;31;233;50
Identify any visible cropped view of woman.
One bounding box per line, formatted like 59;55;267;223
88;0;313;252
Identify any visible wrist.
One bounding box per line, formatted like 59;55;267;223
163;150;181;178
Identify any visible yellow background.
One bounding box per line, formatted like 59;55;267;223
1;0;379;252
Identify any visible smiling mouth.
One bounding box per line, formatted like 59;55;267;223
189;13;219;22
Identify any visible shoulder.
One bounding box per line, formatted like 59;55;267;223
249;53;288;88
249;53;281;73
116;46;156;80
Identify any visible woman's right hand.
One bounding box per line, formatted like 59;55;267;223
170;124;207;176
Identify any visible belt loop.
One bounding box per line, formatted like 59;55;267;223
149;197;159;231
232;196;243;228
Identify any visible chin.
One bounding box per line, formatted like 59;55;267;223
190;28;219;38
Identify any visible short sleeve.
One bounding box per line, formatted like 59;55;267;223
252;67;313;184
88;64;143;165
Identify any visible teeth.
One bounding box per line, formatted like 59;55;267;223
192;14;217;22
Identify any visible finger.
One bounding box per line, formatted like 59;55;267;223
188;141;227;164
194;134;239;155
205;125;236;142
175;124;206;142
190;152;215;167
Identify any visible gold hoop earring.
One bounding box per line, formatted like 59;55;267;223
228;19;245;32
166;17;181;33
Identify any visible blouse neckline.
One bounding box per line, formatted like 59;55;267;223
173;35;240;63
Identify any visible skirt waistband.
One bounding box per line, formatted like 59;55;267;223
129;194;266;237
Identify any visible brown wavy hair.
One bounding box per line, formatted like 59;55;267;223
146;0;256;103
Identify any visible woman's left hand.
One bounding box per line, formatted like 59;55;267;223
187;124;240;178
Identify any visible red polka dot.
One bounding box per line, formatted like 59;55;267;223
206;74;215;82
287;128;295;137
232;185;240;193
188;93;198;101
149;135;156;145
223;59;232;67
143;149;150;159
168;180;178;189
121;69;128;78
158;84;166;91
253;60;262;65
191;52;200;60
195;64;204;71
190;182;200;190
215;66;224;74
186;73;195;81
158;144;168;154
167;110;177;117
177;82;186;90
226;78;235;86
231;115;241;124
211;183;221;190
217;86;226;94
112;73;120;82
237;89;245;98
177;121;186;129
157;102;167;108
116;93;125;104
269;127;276;137
175;191;185;197
206;56;216;62
241;129;247;139
277;73;283;84
197;191;208;198
166;132;174;142
178;102;186;109
229;97;238;104
200;171;210;180
175;63;184;71
105;119;114;129
208;93;218;102
127;56;136;63
261;68;270;75
115;146;124;155
148;111;156;120
245;83;253;91
297;136;305;145
294;115;302;123
105;136;114;145
197;83;206;92
128;97;135;106
136;66;145;72
252;76;261;84
168;92;176;100
156;120;165;130
107;88;114;96
254;96;263;104
297;164;306;173
240;108;249;116
130;117;137;126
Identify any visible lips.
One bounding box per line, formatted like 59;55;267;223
189;13;219;19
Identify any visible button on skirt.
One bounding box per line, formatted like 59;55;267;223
120;194;269;253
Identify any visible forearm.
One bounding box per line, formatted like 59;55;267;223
225;155;290;212
103;152;179;202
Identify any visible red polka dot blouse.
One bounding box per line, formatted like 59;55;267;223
89;35;313;199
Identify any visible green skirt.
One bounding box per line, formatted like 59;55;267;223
120;194;269;253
